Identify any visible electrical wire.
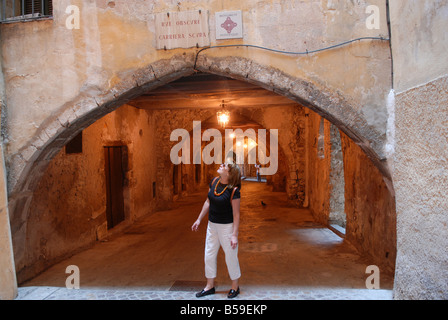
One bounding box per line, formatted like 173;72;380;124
194;36;389;69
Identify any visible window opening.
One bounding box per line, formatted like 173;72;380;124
65;131;83;155
1;0;53;23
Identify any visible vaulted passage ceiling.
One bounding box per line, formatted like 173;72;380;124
127;72;297;111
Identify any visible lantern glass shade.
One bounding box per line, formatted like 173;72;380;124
217;110;230;128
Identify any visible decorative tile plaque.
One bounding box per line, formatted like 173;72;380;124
215;10;243;40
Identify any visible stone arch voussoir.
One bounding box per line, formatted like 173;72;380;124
7;52;391;236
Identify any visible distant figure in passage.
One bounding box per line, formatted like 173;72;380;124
255;164;261;182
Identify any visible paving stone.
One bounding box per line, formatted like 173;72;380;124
16;286;392;300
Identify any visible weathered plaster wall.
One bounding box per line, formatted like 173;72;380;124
16;104;158;282
390;0;448;299
307;112;331;225
0;0;398;297
0;42;17;299
390;1;448;93
392;77;448;299
341;131;396;275
1;0;446;301
306;110;396;273
13;101;321;281
0;144;16;299
0;0;391;199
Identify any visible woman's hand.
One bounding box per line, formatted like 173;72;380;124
191;219;201;232
230;235;238;249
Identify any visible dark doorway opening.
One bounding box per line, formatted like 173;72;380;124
104;146;126;229
173;165;179;195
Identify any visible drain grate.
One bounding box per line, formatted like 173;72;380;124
169;280;213;292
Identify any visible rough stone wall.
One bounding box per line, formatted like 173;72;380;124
153;108;215;210
392;76;448;299
284;107;306;207
237;105;306;206
329;124;345;227
390;0;448;299
152;104;310;206
153;105;305;206
341;132;396;275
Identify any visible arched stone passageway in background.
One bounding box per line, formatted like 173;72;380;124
183;111;288;192
6;54;395;283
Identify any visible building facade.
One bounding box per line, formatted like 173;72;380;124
0;0;446;299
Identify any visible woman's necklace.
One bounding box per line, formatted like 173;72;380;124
214;178;228;196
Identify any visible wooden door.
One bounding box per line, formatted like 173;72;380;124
173;165;179;195
104;147;125;229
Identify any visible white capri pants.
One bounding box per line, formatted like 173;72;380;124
204;221;241;281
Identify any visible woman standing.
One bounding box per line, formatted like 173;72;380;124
191;162;242;299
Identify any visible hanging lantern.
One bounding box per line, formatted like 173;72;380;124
217;100;230;128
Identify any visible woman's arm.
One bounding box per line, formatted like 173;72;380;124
191;193;210;231
230;198;240;249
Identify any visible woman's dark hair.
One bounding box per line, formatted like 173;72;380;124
227;162;242;190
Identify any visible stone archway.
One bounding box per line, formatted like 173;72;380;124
6;53;394;282
8;54;390;198
188;111;288;193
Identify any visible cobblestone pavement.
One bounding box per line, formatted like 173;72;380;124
16;286;393;300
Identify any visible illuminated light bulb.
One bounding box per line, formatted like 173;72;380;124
217;100;230;128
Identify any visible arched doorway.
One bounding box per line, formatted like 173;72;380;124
7;55;395;285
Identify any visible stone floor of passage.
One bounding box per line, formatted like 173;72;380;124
16;180;394;300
